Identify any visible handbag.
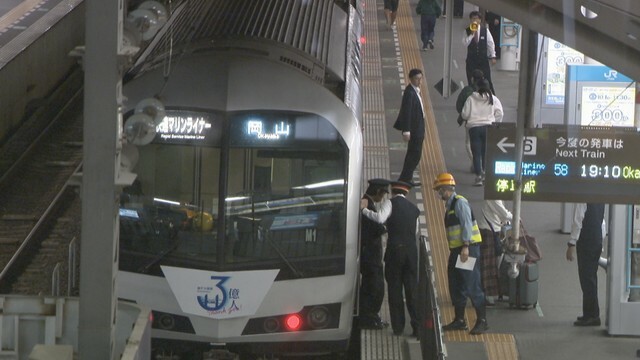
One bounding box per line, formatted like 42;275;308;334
519;222;542;263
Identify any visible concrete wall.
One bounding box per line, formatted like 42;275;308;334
0;0;85;143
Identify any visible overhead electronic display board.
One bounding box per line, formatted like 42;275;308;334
565;64;636;127
484;124;640;204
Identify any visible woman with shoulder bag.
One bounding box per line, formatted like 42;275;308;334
461;79;503;186
477;199;512;304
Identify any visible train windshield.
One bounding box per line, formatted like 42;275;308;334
119;111;348;279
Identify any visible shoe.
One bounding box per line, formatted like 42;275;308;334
442;318;467;331
428;40;434;49
393;329;403;336
473;176;483;186
574;317;601;326
470;319;489;335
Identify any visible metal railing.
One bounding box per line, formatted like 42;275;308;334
416;235;446;360
68;237;77;295
51;263;61;296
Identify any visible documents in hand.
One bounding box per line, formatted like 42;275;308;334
455;255;477;271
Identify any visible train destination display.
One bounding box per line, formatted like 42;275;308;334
485;124;640;204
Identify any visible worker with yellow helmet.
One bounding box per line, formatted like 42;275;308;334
433;172;488;335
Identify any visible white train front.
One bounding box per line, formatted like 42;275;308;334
117;0;363;358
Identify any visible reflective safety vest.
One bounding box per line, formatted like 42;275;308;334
444;195;482;248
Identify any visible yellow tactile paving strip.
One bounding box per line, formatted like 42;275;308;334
394;0;518;358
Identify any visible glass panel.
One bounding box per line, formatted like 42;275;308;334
119;144;221;274
224;147;346;269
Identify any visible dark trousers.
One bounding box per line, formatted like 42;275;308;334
466;60;495;95
420;15;437;48
447;245;485;310
385;249;418;333
468;125;488;176
577;240;602;318
359;264;384;321
399;136;424;182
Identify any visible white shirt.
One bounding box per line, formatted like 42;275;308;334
477;199;512;232
362;197;392;224
462;24;497;59
461;92;504;128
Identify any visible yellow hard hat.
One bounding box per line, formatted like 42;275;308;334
193;211;214;232
433;173;456;189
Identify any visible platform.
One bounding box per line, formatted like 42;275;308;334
361;0;640;359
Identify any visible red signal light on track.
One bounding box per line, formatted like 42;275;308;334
360;36;366;45
285;314;302;331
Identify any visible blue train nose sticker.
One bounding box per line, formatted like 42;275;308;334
162;266;279;319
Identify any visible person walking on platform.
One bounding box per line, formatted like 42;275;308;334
358;179;392;329
394;69;425;184
456;69;485;172
566;203;606;326
461;79;503;186
384;181;420;336
433;173;488;335
384;0;399;28
477;199;512;304
463;11;497;95
417;0;441;51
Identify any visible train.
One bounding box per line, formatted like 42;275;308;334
117;0;364;358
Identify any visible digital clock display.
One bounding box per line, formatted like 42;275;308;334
485;124;640;204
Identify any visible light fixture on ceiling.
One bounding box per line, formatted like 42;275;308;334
580;5;598;19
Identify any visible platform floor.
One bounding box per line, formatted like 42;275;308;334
362;0;640;359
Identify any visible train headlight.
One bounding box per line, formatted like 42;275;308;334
263;317;280;333
284;314;302;331
307;306;330;329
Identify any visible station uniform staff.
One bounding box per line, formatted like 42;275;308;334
384;181;420;336
566;203;606;326
359;178;392;329
433;173;488;335
463;11;497;95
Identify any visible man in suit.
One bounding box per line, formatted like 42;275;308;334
463;11;497;94
394;69;425;183
384;181;420;336
566;203;606;326
358;179;392;329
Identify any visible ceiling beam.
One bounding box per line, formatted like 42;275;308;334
469;0;640;81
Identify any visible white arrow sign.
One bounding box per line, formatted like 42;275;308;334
497;137;515;153
496;136;538;155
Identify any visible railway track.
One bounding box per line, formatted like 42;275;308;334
0;69;84;295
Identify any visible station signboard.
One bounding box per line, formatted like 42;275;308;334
485;124;640;204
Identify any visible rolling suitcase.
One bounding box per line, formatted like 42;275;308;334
509;262;539;309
